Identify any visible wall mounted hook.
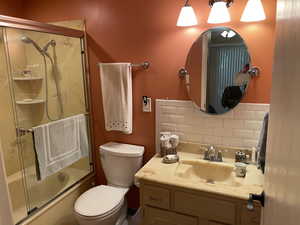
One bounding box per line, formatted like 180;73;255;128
179;68;188;78
248;67;260;77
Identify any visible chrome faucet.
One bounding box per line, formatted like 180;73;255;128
204;145;223;162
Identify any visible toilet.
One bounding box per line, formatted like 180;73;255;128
74;142;144;225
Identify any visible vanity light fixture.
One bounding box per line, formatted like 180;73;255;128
207;0;233;24
177;0;198;27
241;0;266;22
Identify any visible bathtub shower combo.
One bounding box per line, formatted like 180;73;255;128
0;17;93;224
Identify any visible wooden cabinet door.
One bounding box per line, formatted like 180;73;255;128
144;206;198;225
173;191;235;225
142;185;170;209
240;204;261;225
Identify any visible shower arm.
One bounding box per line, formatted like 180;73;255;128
43;40;56;52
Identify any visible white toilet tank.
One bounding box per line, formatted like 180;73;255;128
100;142;144;188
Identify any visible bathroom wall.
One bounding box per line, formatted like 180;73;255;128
20;1;277;191
0;0;23;17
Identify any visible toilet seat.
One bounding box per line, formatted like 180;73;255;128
74;185;127;218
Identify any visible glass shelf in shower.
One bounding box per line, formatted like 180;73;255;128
13;76;43;81
16;99;45;105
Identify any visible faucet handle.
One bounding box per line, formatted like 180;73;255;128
216;150;223;162
209;145;215;151
204;149;209;160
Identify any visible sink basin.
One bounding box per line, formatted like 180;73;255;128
175;159;240;186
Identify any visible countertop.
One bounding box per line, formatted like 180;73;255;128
135;150;264;200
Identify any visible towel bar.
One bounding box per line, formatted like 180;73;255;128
98;62;150;70
131;61;150;70
16;127;33;137
16;112;90;137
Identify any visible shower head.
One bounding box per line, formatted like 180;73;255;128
21;36;44;54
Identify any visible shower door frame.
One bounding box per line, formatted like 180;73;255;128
0;14;95;224
0;15;84;37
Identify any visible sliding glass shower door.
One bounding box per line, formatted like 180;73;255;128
1;24;92;223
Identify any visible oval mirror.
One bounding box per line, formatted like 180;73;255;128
186;27;251;115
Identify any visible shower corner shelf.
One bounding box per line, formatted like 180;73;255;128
16;99;45;105
13;76;43;81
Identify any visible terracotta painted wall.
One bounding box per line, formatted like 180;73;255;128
0;0;23;17
19;0;276;207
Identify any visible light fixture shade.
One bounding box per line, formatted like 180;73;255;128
241;0;266;22
176;6;198;27
207;2;231;24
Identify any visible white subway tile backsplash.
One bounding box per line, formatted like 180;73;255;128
161;106;188;115
213;128;233;137
255;111;268;120
168;115;185;124
202;136;222;145
160;123;176;132
183;133;203;143
232;129;254;139
243;139;259;148
156;100;269;151
253;131;261;139
244;120;263;130
191;127;213;136
233;110;256;120
223;119;245;129
202;118;223;128
221;137;244;147
244;103;269;111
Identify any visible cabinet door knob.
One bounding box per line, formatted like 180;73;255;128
247;191;265;211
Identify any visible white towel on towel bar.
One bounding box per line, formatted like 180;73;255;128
99;63;133;134
33;114;89;180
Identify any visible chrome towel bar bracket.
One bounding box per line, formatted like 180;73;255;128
131;61;150;70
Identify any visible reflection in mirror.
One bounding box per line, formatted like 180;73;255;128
186;27;251;115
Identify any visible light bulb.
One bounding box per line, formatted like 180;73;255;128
221;30;236;38
207;2;231;24
241;0;266;22
177;5;198;27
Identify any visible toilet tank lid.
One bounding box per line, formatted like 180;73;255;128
100;142;144;157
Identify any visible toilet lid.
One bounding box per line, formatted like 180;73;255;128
74;185;126;217
100;142;144;157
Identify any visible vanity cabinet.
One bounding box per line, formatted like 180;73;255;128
140;182;261;225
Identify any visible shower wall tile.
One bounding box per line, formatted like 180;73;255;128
156;99;269;152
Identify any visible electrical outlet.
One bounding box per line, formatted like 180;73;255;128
142;96;151;112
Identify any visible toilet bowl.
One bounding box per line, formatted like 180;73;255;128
74;142;144;225
74;185;127;225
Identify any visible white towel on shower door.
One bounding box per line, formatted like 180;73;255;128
99;63;133;134
33;114;89;180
